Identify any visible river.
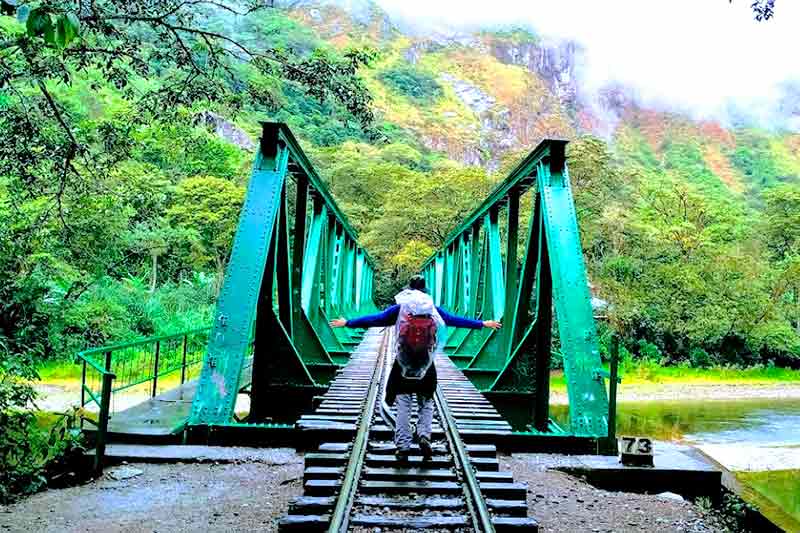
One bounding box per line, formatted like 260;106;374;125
552;398;800;531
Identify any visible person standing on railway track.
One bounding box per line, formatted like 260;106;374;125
330;275;501;461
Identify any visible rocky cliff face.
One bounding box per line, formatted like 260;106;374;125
194;112;256;151
489;38;581;114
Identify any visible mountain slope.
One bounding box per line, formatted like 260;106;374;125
282;0;800;198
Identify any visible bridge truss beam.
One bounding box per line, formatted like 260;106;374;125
189;123;375;428
420;139;609;437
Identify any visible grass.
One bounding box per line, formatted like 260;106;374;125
38;359;83;383
736;470;800;533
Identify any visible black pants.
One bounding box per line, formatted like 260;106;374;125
385;360;437;406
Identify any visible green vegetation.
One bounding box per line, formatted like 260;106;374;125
377;65;444;102
551;363;800;392
579;135;800;368
737;470;800;532
0;0;377;500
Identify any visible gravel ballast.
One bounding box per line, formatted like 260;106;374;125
1;449;730;532
0;452;303;533
502;454;725;533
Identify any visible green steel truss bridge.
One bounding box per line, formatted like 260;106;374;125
77;122;613;466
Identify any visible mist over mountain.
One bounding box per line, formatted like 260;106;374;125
276;0;800;193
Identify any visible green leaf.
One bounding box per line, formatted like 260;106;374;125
25;7;51;37
55;13;79;48
42;18;55;45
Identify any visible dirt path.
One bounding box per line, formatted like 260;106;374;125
502;454;725;533
0;455;303;533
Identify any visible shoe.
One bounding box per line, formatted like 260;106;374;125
418;436;433;460
395;447;412;463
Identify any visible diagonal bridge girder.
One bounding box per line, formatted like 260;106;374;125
188;123;376;428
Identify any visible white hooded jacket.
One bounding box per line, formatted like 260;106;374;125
393;289;447;379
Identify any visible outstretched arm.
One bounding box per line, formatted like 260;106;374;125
330;305;401;329
436;307;502;330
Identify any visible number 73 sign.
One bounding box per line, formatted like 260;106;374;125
619;436;654;467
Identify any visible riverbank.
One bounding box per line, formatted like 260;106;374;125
549;364;800;404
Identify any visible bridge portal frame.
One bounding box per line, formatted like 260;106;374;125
420;139;610;438
187;123;376;432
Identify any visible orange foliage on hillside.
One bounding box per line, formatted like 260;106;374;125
702;144;745;193
698;121;736;148
626;108;671;153
785;134;800;155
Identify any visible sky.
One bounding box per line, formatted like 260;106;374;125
364;0;800;127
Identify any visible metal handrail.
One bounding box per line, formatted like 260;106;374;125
77;327;211;359
76;353;113;376
76;326;211;473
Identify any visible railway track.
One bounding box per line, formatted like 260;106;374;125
280;328;539;532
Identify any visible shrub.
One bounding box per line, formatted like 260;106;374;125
0;351;85;502
378;66;443;103
689;346;714;368
637;339;663;363
0;410;85;503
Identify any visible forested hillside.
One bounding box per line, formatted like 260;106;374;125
1;0;799;390
271;1;800;369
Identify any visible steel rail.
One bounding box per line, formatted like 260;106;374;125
327;328;390;532
434;376;496;533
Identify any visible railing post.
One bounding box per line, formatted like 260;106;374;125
94;351;114;474
607;335;620;455
80;359;87;430
80;359;87;407
94;370;114;474
152;340;161;398
180;335;188;385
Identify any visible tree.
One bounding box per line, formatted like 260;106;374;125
0;2;378;432
762;184;800;259
167;176;245;288
0;0;377;324
364;162;494;278
730;0;776;20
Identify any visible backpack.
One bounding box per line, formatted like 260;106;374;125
394;289;443;379
398;312;437;358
